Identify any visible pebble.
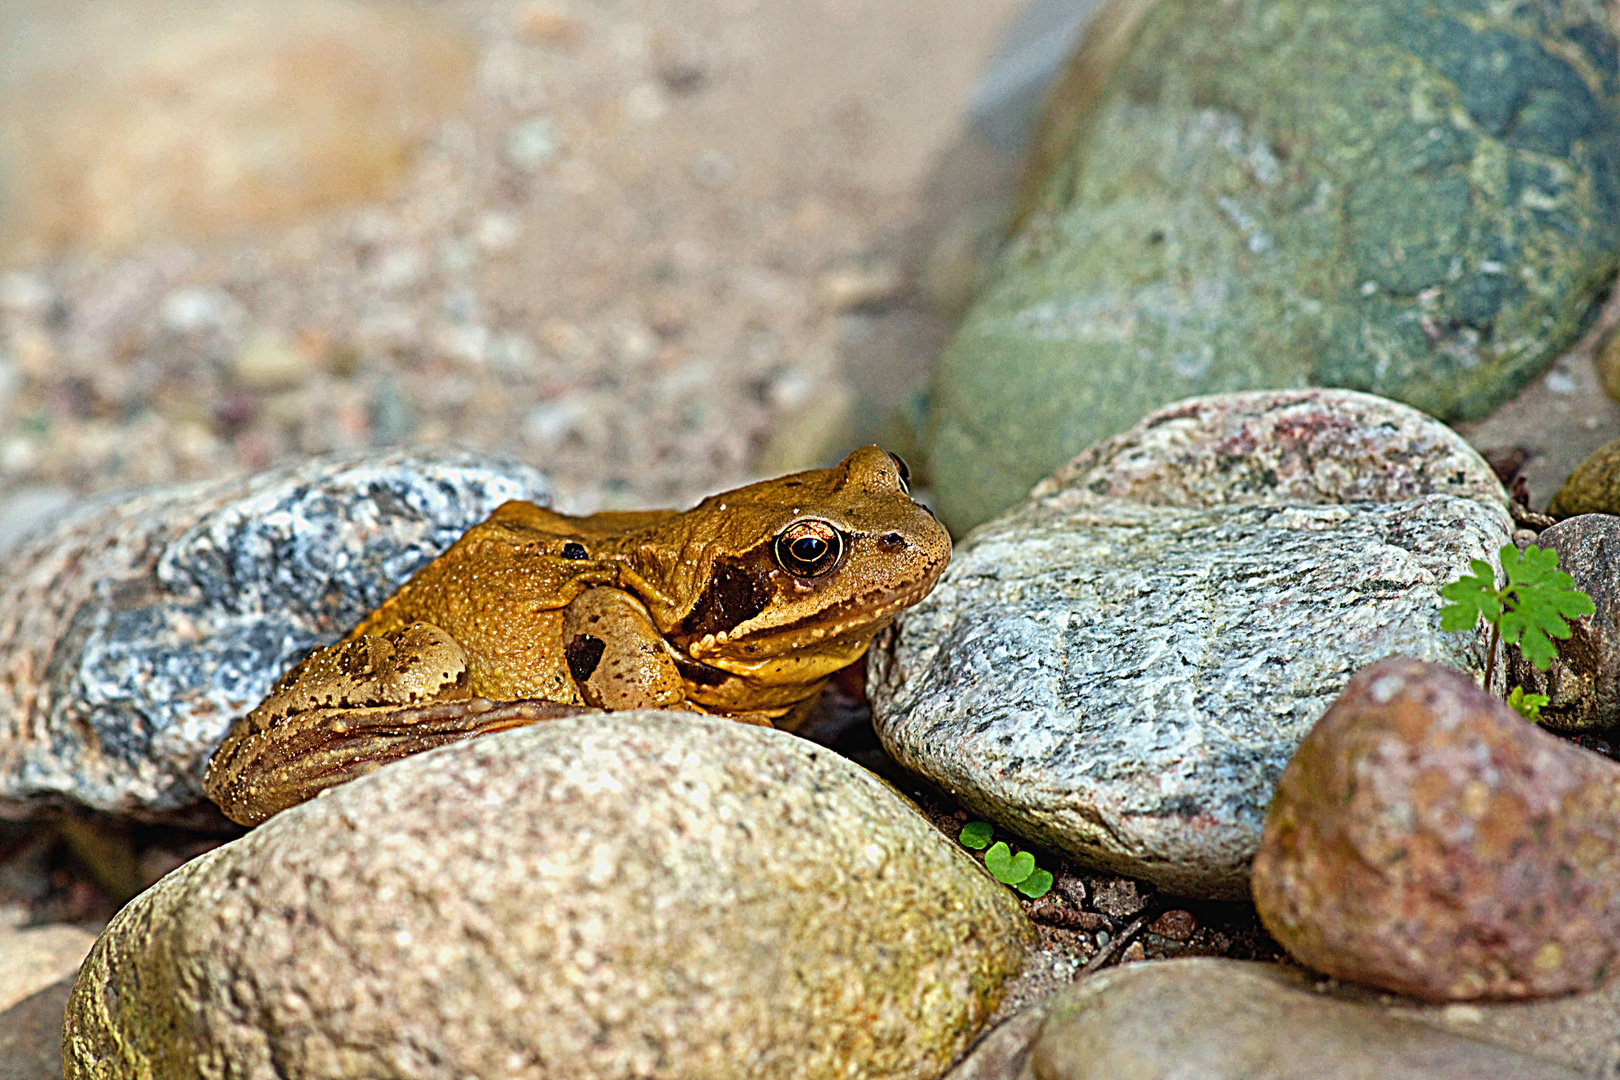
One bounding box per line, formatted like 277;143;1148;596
872;389;1513;898
1028;959;1585;1080
1253;658;1620;1001
505;116;562;170
63;714;1034;1079
229;333;314;391
0;450;554;821
926;0;1620;531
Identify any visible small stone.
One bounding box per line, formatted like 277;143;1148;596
229;333;314;391
0;450;554;821
505;116;561;170
873;389;1513;898
622;81;670;123
1149;910;1198;942
1505;514;1620;732
1030;959;1585;1079
160;288;231;334
1253;658;1620;1001
1547;438;1620;519
818;261;903;312
473;211;523;252
1090;878;1148;920
514;3;585;50
63;715;1034;1078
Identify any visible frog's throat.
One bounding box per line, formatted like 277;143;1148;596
682;572;938;661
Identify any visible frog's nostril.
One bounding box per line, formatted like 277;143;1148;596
879;532;906;551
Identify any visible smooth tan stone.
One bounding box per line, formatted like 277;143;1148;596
64;714;1033;1079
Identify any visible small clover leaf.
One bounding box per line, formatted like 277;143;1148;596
1015;867;1054;899
984;842;1036;885
1507;685;1549;723
959;821;994;850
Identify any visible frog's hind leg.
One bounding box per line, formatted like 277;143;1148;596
204;623;590;826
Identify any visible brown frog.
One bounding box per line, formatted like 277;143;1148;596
204;446;949;825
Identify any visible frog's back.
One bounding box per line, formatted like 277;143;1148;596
350;500;672;699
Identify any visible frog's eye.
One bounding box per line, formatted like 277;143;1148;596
887;452;911;494
774;520;843;577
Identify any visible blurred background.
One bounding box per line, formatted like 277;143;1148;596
0;0;1097;538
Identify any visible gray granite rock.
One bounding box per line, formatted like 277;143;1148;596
1508;513;1620;732
927;0;1620;531
0;449;554;822
1028;959;1584;1080
872;390;1514;898
63;713;1034;1080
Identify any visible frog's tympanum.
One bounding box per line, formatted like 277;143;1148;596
204;447;949;825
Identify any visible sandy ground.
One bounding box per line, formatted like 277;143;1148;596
0;0;1035;530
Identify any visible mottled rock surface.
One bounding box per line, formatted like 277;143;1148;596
0;0;472;265
1548;438;1620;519
1029;959;1584;1080
0;449;554;821
872;390;1513;898
1253;658;1620;1001
1506;514;1620;731
64;714;1034;1080
927;0;1620;531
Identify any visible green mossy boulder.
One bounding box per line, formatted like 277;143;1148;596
929;0;1620;532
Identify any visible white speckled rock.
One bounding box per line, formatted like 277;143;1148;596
872;390;1513;899
0;450;554;822
63;714;1034;1080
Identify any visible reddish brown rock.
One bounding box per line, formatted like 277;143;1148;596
1252;658;1620;1001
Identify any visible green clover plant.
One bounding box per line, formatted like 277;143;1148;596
958;822;1053;898
1439;544;1592;720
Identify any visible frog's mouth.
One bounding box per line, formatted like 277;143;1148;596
684;566;945;661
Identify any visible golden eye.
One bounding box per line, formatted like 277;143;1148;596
887;451;911;494
774;520;844;577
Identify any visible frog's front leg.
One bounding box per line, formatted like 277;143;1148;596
560;587;691;710
204;623;588;825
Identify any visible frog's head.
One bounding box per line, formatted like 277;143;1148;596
623;446;950;694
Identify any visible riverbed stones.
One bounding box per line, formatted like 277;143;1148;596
871;389;1514;898
926;0;1620;531
1028;959;1585;1080
0;0;473;265
1505;513;1620;732
1253;658;1620;1001
63;714;1034;1080
0;449;554;822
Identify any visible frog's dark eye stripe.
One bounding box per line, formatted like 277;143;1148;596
886;452;911;494
773;520;843;577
